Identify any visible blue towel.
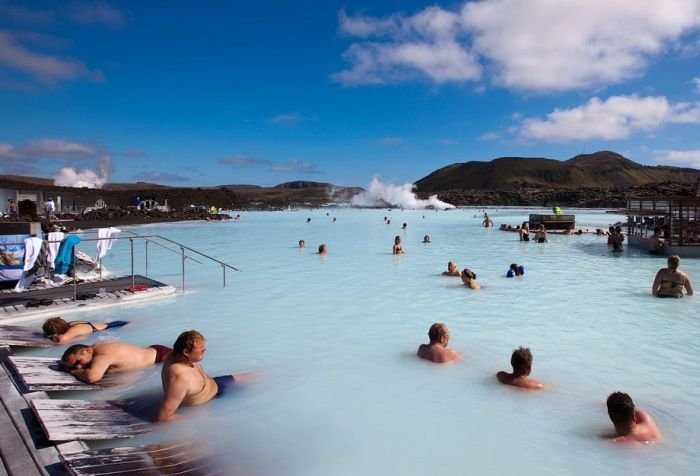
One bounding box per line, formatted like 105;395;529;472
105;320;129;329
53;235;81;275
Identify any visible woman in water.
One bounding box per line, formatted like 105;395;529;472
535;224;548;243
393;236;404;254
461;268;481;290
42;317;129;343
652;255;694;298
519;223;530;242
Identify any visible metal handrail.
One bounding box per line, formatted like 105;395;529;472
0;233;240;295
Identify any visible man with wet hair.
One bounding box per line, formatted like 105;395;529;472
61;341;171;384
416;323;460;363
496;347;543;389
606;392;661;443
157;330;256;422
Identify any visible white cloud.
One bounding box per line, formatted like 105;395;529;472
517;95;700;142
68;1;127;29
653;149;700;168
377;136;403;145
0;29;103;85
478;132;499;141
270;113;301;123
439;138;459;145
335;1;700;92
693;76;700;93
334;6;480;85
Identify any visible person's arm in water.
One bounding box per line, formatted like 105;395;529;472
157;370;189;422
684;274;694;296
651;270;664;296
70;355;111;384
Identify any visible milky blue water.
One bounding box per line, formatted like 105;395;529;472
19;208;700;475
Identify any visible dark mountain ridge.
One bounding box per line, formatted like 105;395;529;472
416;151;700;192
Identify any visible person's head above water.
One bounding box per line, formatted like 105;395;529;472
298;240;305;248
172;330;206;364
402;223;407;229
511;347;533;376
423;235;430;243
394;235;401;244
318;244;327;254
461;268;477;281
667;254;680;270
61;344;93;370
427;323;450;346
448;261;457;272
43;317;70;336
607;392;635;433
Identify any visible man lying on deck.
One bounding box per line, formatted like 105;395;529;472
60;341;171;384
156;330;256;422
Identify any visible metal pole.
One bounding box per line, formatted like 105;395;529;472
222;264;226;287
181;246;186;294
72;247;77;301
145;241;149;278
130;238;135;287
99;258;102;279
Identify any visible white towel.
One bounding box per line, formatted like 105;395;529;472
22;237;43;271
96;227;121;260
14;237;43;292
47;231;64;270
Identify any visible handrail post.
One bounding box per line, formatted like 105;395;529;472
145;241;149;278
222;264;226;287
181;246;186;294
130;238;135;287
72;247;77;301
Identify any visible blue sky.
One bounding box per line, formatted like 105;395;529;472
1;0;700;188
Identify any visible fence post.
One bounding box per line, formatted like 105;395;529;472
130;238;135;287
181;246;186;294
145;241;149;278
72;246;77;301
222;264;226;287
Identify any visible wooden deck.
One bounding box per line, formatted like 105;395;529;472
0;275;175;324
0;346;87;475
7;356;122;392
60;443;223;475
0;325;56;348
31;399;153;442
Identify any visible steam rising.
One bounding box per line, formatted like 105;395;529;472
53;155;111;188
351;177;455;209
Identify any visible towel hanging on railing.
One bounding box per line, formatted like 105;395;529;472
96;227;121;261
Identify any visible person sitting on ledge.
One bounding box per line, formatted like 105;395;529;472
43;317;129;343
416;323;460;364
652;255;693;298
605;392;661;443
461;268;481;290
496;347;543;389
157;330;257;422
61;341;171;384
648;227;664;255
506;263;525;278
442;261;461;277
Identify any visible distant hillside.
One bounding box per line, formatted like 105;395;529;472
274;181;334;189
104;182;173;191
415;151;700;192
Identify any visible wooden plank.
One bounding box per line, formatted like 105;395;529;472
31;399;152;441
61;443;222;476
0;325;56;347
8;357;120;391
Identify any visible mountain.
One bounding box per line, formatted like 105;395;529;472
415;151;700;192
273;181;334;189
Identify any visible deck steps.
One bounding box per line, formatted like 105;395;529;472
0;325;56;348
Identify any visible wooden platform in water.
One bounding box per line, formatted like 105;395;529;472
60;443;223;475
7;356;122;392
31;399;153;441
0;346;88;475
0;275;175;324
0;324;56;347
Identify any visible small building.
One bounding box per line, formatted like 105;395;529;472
625;195;700;257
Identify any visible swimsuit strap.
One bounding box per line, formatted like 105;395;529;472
87;322;99;332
